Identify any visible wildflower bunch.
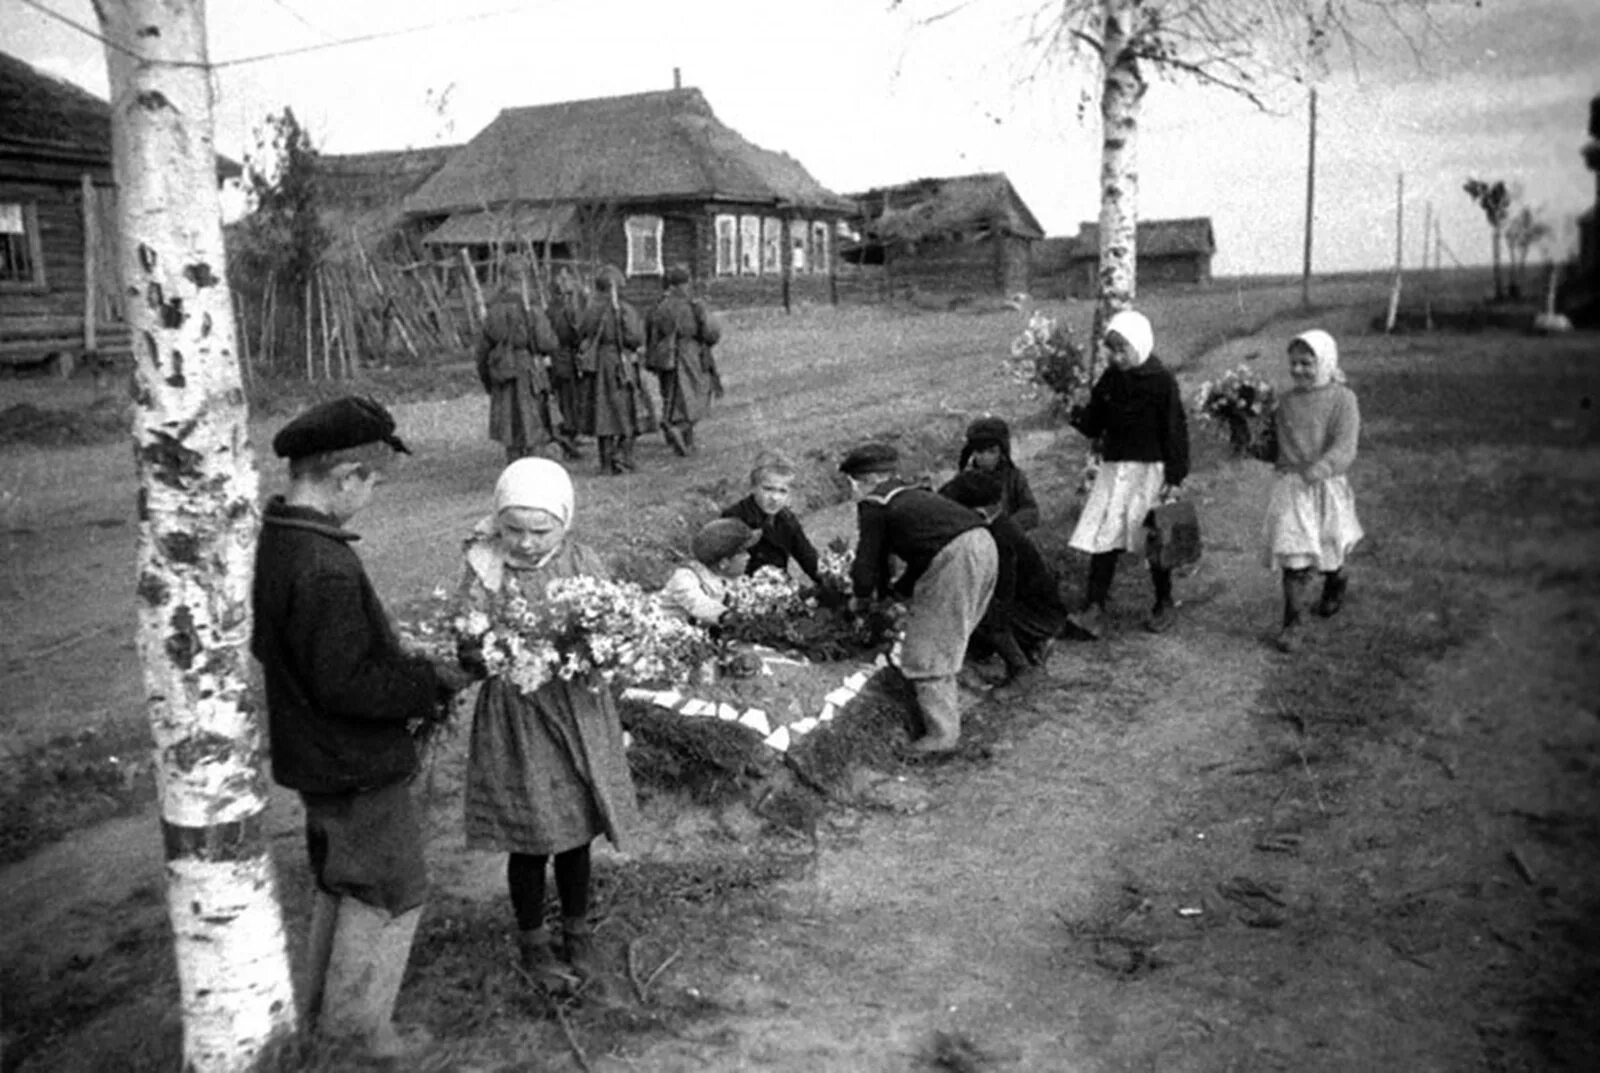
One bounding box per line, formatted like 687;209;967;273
1193;365;1278;457
815;540;854;601
1006;311;1091;407
725;566;809;621
451;575;713;695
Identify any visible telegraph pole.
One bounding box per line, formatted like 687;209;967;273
1301;87;1317;308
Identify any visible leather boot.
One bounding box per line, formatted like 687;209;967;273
910;676;961;753
1275;568;1314;652
300;890;340;1027
1317;570;1347;618
682;423;697;453
617;436;637;472
557;434;584;461
662;423;689;457
597;436;616;475
560;916;598;984
319;900;432;1060
517;925;579;996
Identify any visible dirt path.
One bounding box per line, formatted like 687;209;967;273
6;313;1597;1073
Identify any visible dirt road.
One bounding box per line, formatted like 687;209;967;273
4;312;1597;1072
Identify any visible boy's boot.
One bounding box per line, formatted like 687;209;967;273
990;634;1042;700
1316;570;1348;618
1275;569;1314;652
300;890;341;1027
516;925;579;996
560;916;598;984
662;423;689;457
319;899;432;1061
910;676;961;753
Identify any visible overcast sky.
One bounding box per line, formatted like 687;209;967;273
7;0;1596;275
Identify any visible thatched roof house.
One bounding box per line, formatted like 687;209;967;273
1040;216;1217;296
845;172;1044;297
2;50;238;372
402;87;853;307
315;145;458;252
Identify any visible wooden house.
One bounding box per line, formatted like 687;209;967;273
844;173;1044;298
401;87;854;308
315;145;458;254
1;50;239;374
1044;217;1217;297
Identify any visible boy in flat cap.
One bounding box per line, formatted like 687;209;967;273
661;517;760;625
252;395;469;1059
840;443;997;753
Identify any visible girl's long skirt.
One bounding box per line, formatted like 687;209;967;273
465;675;639;856
1068;460;1165;555
1261;473;1364;571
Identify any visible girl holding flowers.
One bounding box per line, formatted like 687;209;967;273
454;458;640;995
1261;330;1363;652
1065;309;1191;637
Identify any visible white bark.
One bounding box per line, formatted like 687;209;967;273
96;1;297;1069
1094;0;1145;372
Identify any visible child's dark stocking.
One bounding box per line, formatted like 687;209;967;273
1146;565;1177;633
507;852;549;932
1317;569;1347;618
1068;551;1119;639
1276;568;1315;652
554;844;597;980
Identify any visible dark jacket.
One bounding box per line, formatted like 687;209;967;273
982;514;1068;642
252;498;443;794
950;459;1039;530
1070;356;1190;486
851;478;985;599
722;494;821;583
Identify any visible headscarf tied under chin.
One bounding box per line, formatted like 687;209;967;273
1105;309;1154;366
493;458;574;531
1290;329;1345;387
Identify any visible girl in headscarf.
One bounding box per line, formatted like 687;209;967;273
1261;329;1363;652
1065;309;1191;638
454;458;640;995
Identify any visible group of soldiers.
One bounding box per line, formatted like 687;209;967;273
475;261;723;475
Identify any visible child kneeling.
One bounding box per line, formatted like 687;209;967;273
661;518;760;625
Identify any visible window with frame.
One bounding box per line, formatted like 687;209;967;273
714;214;737;275
738;215;761;275
811;221;830;273
761;217;782;275
624;214;663;277
789;219;809;273
0;202;43;287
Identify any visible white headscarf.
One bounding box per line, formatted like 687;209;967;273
1290;329;1344;386
1105;309;1154;366
493;458;574;530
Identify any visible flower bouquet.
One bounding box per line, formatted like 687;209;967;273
1194;365;1278;459
813;539;855;607
1006;310;1091;409
453;575;715;695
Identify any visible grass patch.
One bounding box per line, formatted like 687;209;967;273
0;721;157;865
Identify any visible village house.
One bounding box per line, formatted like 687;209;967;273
0;50;238;375
1035;216;1218;298
844;172;1044;298
400;85;854;309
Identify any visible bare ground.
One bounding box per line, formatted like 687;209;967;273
3;300;1598;1072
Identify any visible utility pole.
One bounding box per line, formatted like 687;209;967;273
1301;86;1317;308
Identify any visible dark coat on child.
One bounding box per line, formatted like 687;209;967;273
721;494;821;583
252;498;445;796
950;456;1039;530
851;477;987;599
1070;355;1190;486
981;513;1068;646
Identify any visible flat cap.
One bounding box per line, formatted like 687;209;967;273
272;395;411;460
691;518;759;566
838;442;899;478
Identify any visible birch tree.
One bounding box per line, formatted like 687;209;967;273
95;1;297;1069
897;0;1445;364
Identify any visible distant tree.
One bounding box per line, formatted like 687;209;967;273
894;1;1448;370
95;1;297;1069
1463;178;1512;301
1505;204;1551;300
231;107;330;374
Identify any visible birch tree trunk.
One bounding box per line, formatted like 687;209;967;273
96;2;298;1069
1094;0;1146;373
